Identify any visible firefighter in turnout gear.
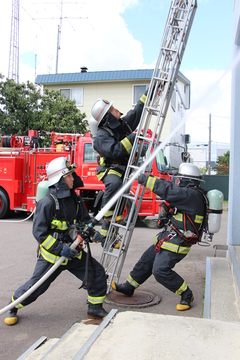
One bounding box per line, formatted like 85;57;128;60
4;157;108;326
91;92;147;246
112;163;206;311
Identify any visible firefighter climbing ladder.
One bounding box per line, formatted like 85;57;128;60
99;0;197;292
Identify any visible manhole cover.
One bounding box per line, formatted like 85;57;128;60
107;291;154;305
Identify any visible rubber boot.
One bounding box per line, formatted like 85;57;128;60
105;215;124;224
4;308;18;326
176;288;194;311
111;280;134;296
87;304;108;319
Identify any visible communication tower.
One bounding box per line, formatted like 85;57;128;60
8;0;20;83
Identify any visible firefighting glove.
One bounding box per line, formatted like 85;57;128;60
60;244;78;259
82;223;102;243
86;223;102;243
138;173;149;186
90;230;103;243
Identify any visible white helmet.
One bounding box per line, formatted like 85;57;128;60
177;163;203;182
47;157;77;187
88;117;98;139
91;98;113;125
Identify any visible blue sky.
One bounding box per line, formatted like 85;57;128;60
0;0;234;147
122;1;233;72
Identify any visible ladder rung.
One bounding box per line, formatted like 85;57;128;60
137;135;154;142
125;165;140;173
152;76;170;82
145;106;161;113
152;73;168;79
121;193;137;201
113;222;135;230
161;47;177;52
102;250;119;257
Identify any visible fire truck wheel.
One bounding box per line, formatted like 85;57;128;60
0;189;10;219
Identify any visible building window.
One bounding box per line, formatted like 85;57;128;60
60;89;71;99
72;88;83;106
133;85;147;104
60;88;83;106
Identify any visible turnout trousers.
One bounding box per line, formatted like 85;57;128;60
10;251;107;307
129;244;188;294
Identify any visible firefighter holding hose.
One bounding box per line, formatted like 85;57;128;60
4;157;108;326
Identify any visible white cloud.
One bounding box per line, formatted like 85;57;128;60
1;0;145;83
183;69;231;145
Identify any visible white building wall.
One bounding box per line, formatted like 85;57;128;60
228;0;240;245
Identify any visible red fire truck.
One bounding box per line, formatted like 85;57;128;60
0;130;173;219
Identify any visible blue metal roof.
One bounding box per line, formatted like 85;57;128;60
35;69;189;85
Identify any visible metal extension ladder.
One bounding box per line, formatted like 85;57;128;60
100;0;197;293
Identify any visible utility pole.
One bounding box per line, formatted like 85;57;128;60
208;113;211;175
8;0;20;83
56;0;63;74
32;2;88;75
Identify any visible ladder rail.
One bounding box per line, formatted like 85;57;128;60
99;0;197;292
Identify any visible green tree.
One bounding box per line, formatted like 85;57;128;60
214;150;230;175
40;89;88;146
0;74;42;135
200;166;208;175
0;74;88;146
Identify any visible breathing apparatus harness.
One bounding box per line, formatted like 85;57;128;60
156;186;210;247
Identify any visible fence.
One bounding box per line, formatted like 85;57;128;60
202;175;229;201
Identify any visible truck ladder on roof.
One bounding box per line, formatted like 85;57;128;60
99;0;197;293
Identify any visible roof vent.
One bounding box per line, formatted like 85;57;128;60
80;66;88;73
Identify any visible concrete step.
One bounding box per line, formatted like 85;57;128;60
20;322;98;360
204;256;240;321
18;309;118;360
19;311;240;360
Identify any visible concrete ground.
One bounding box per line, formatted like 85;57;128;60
0;206;229;359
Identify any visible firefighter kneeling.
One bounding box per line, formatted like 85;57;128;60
112;163;208;311
4;157;108;326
